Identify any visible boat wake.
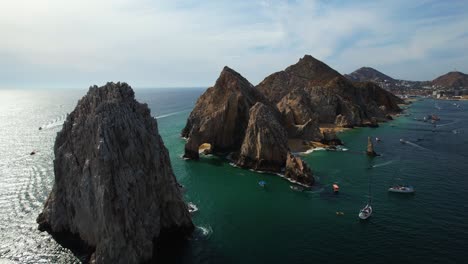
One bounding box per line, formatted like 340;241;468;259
436;121;458;127
372;160;393;168
155;109;191;119
40;114;67;130
401;140;431;151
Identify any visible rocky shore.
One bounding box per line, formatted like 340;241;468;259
37;82;194;263
182;55;402;186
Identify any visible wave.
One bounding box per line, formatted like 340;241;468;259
196;225;213;238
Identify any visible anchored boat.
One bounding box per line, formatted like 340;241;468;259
359;204;372;220
388;185;414;193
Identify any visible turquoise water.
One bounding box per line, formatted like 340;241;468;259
0;88;467;263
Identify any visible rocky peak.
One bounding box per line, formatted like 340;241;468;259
182;67;267;159
257;55;402;127
285;55;343;84
37;82;193;263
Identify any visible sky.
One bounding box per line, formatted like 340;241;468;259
1;0;468;88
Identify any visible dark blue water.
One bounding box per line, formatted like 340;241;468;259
0;88;467;263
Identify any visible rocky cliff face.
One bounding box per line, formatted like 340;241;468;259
37;82;193;263
181;66;268;159
236;102;289;172
257;55;402;128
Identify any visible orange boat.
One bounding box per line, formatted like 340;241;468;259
333;184;340;193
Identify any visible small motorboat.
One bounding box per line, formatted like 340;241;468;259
400;139;406;144
388;185;414;193
258;180;266;188
333;184;340;193
30;151;36;155
375;137;381;142
188;202;198;214
290;185;304;192
358;204;372;220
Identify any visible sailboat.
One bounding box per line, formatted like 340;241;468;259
359;170;373;220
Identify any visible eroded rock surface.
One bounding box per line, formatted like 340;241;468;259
236;102;289;172
37;82;193;263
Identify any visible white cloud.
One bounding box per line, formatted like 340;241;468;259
0;0;467;87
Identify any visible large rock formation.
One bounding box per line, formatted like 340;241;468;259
181;66;268;160
236;102;289;172
182;67;314;186
37;82;193;263
182;55;403;186
257;55;403;128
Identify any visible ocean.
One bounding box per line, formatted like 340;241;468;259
0;88;467;263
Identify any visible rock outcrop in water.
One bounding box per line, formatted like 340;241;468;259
366;137;377;157
285;153;314;186
37;82;194;263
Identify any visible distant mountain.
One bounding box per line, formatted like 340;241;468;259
345;67;429;93
345;67;396;84
432;71;468;89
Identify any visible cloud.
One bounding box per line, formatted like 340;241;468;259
0;0;467;88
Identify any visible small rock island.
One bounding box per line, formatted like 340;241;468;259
37;83;193;263
182;55;403;186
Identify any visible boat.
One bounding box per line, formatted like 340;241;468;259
258;180;266;188
333;184;340;193
290;185;304;192
359;168;373;220
388;185;414;193
376;137;381;142
359;204;372;220
188;202;198;213
30;151;36;155
38;127;42;130
400;139;406;144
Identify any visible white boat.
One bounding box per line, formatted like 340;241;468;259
388;185;414;193
400;139;406;144
359;204;372;220
359;169;373;220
